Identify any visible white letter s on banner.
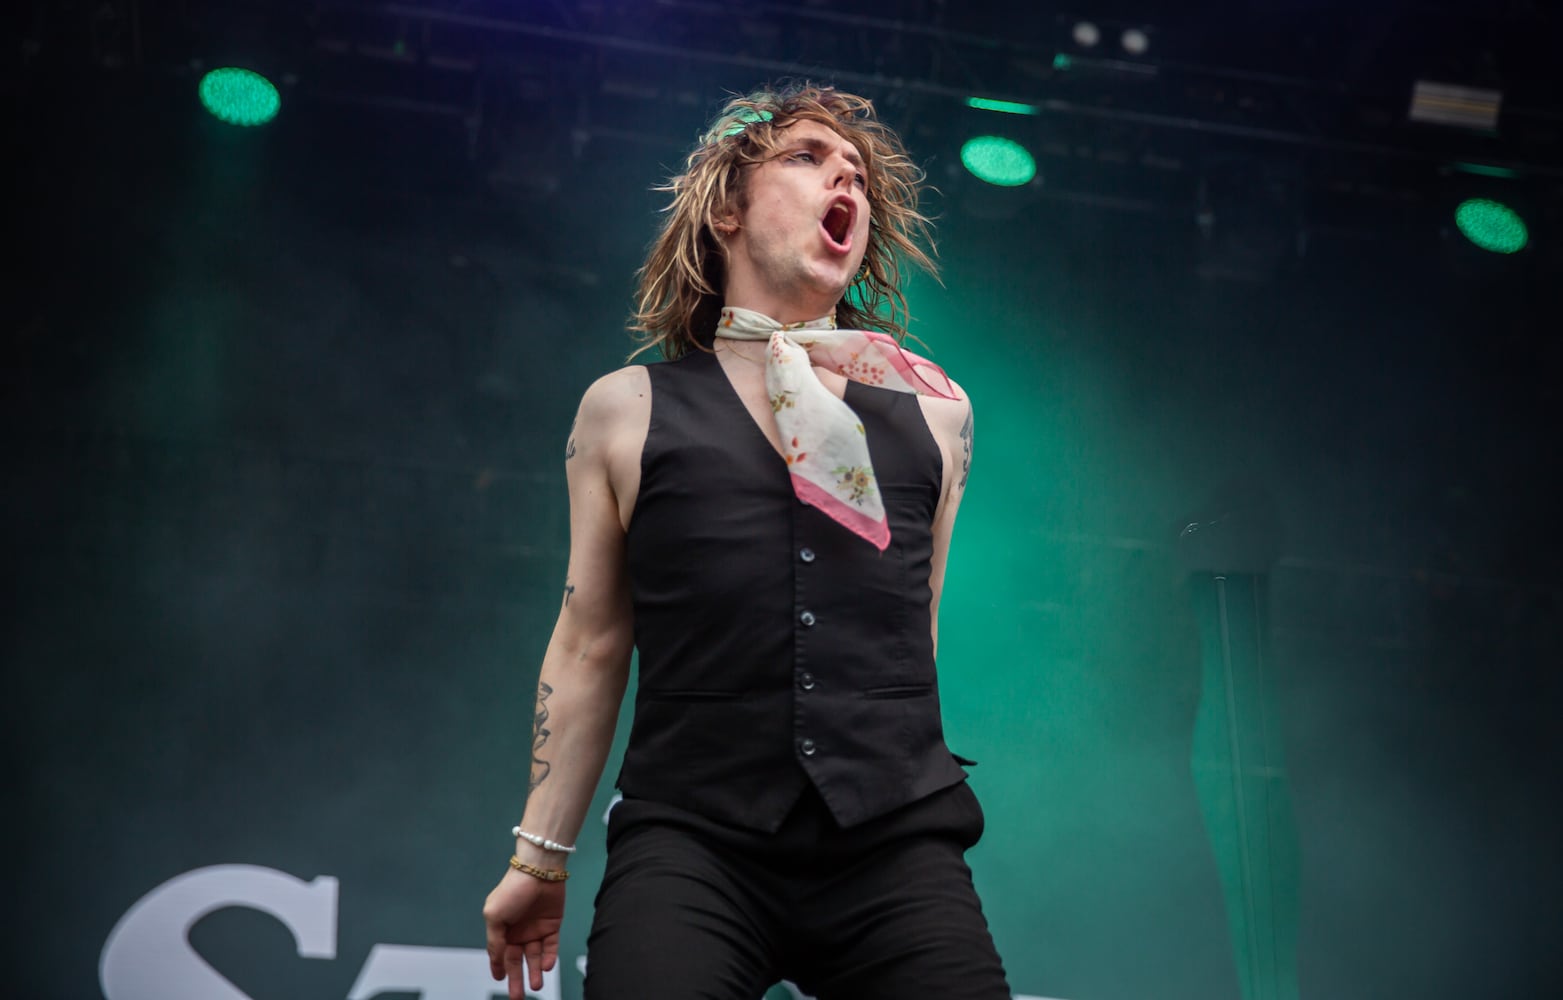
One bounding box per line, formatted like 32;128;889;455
99;864;338;1000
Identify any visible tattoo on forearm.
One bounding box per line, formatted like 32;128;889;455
565;418;577;460
563;581;575;606
958;406;973;491
529;681;554;794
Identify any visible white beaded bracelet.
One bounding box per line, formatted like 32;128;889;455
512;826;577;854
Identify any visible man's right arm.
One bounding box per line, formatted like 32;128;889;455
513;366;647;864
483;366;649;998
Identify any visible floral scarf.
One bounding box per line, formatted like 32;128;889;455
714;305;960;550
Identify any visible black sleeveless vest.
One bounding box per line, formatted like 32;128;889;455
618;348;969;832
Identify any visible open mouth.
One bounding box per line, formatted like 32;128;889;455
821;199;856;249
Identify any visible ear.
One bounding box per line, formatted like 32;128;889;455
712;213;739;236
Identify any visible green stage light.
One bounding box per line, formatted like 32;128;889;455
1452;162;1519;180
965;96;1040;116
1455;198;1528;254
960;136;1036;187
198;67;280;126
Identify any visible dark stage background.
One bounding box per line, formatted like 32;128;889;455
9;1;1562;998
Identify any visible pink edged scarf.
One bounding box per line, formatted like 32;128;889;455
714;305;961;551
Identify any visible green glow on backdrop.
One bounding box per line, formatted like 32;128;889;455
1451;162;1519;180
965;97;1040;116
198;67;281;126
960;136;1036;187
1454;198;1527;254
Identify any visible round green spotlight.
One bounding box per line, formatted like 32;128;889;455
1454;198;1527;254
198;67;280;126
960;136;1035;187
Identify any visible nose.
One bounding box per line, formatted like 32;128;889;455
827;153;855;190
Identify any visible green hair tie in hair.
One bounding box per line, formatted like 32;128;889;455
719;107;773;138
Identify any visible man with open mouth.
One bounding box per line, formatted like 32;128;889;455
483;82;1010;1000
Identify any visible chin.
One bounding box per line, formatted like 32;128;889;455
798;270;851;300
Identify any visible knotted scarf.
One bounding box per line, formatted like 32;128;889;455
714;305;960;550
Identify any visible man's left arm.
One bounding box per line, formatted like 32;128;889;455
924;384;973;656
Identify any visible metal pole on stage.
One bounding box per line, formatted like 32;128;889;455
1179;484;1300;1000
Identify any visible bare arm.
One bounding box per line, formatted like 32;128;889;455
483;366;648;998
514;372;641;855
923;383;973;656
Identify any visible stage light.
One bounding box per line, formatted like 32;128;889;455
960;136;1036;187
965;97;1040;116
198;67;280;126
1072;21;1100;47
1454;198;1528;254
1410;81;1501;132
1451;162;1519;180
1121;28;1150;56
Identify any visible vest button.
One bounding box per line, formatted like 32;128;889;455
799;547;816;563
799;738;817;756
799;671;816;691
799;610;816;627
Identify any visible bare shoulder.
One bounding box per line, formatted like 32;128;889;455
580;365;650;415
571;366;650;523
575;365;651;441
919;376;973;440
917;377;973;506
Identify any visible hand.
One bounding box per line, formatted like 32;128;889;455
483;868;567;999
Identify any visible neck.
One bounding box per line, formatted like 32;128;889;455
721;282;839;327
714;337;769;366
727;302;833;326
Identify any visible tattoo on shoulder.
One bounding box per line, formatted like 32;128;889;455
529;681;554;795
565;418;577;461
958;406;973;491
563;580;575;606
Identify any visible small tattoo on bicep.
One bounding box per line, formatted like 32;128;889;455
957;406;973;491
529;681;554;794
563;581;575;606
565;418;577;460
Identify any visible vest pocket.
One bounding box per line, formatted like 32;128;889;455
877;482;938;521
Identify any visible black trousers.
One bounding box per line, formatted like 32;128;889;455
583;781;1012;1000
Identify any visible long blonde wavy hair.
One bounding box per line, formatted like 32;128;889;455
631;83;937;360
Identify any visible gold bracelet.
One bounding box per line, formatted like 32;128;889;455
510;856;570;882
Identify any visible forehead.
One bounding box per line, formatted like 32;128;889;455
777;119;865;167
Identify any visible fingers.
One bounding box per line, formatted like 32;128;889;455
485;917;507;981
543;932;560;974
525;938;544;992
526;932;560;993
505;944;527;1000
